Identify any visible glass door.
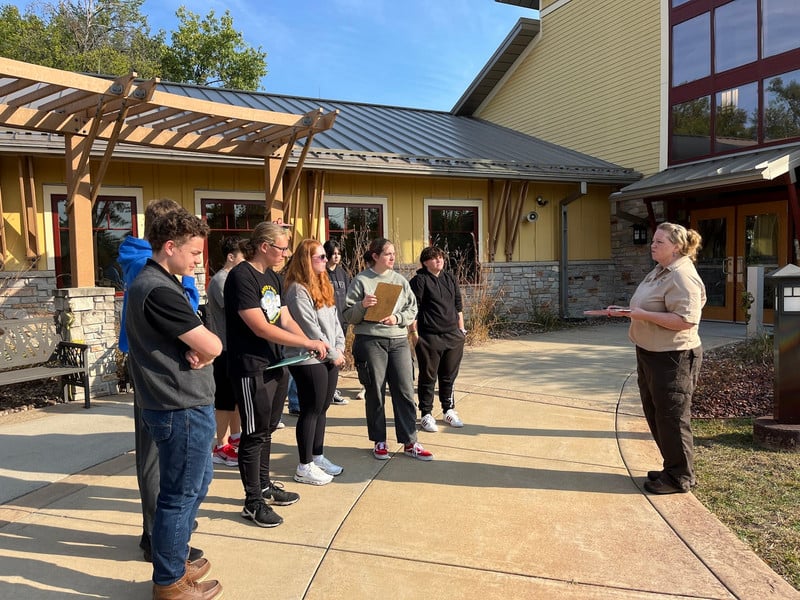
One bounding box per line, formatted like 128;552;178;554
692;207;736;320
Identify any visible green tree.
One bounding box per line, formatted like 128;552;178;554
764;77;800;141
160;7;267;90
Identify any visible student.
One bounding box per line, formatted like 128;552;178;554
224;222;329;527
343;237;433;461
323;239;352;405
284;239;346;485
118;198;203;565
409;246;466;431
206;236;246;467
125;208;222;599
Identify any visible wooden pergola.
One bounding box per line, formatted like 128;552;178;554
0;57;337;284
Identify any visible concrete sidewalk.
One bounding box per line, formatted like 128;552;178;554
0;321;797;599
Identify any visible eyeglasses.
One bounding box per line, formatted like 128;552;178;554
270;244;290;254
312;254;328;261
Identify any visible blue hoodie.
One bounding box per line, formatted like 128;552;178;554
117;235;200;353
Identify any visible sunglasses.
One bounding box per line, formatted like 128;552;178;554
312;254;327;261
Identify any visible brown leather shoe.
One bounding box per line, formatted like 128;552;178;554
152;573;222;599
185;557;211;583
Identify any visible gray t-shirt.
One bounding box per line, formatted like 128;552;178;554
206;268;229;350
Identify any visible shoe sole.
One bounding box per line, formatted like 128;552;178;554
445;420;463;428
212;457;238;467
332;400;349;405
241;508;283;528
373;452;390;460
293;473;333;485
404;452;434;461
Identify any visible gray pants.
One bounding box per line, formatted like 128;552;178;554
352;335;418;445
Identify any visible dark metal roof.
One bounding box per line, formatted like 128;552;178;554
612;144;800;200
452;17;540;116
156;81;638;184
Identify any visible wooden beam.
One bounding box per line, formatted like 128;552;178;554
506;181;529;260
64;134;95;287
0;180;5;267
17;156;40;264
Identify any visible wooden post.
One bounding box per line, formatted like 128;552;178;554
64;134;95;287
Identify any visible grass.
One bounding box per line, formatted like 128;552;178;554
693;418;800;590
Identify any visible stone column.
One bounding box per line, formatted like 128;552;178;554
53;287;118;398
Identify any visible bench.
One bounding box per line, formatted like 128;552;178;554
0;317;91;409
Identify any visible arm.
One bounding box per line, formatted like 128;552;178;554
239;307;328;356
628;308;694;331
180;325;222;368
343;276;369;324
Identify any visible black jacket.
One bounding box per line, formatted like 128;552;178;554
409;267;463;335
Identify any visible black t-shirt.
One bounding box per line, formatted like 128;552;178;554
145;284;201;342
224;261;284;377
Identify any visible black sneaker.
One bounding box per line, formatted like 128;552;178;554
241;499;283;528
261;481;300;506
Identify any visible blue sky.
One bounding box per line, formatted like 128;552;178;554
124;0;535;111
134;0;538;110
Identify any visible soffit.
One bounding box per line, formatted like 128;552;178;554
611;144;800;200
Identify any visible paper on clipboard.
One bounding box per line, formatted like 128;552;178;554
265;351;316;370
364;282;403;322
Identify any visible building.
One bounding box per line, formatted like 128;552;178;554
480;0;800;323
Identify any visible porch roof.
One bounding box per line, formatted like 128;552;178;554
611;144;800;200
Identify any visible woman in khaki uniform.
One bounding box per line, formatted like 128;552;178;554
610;222;706;494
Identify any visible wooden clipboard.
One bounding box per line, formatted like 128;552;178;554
364;282;403;322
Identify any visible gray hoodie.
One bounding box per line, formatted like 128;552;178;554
284;282;345;364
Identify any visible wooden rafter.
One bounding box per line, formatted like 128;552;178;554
17;156;40;264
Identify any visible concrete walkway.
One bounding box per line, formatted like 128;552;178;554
0;321;796;599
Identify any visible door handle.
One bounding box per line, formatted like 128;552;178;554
736;256;744;283
722;256;734;282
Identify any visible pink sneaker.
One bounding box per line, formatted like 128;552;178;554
212;443;238;467
403;442;434;461
373;441;390;460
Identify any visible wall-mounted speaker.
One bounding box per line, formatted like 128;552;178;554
526;211;539;222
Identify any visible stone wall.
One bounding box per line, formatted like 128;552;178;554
0;271;57;318
610;198;664;304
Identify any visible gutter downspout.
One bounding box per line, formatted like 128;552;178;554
787;171;800;264
559;181;588;318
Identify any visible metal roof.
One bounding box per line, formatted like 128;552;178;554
612;144;800;200
155;81;638;184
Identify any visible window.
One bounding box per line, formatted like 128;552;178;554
200;196;265;277
715;0;757;73
325;201;385;271
715;81;758;150
763;0;800;58
427;204;479;283
672;13;710;86
671;96;711;162
670;0;800;162
51;194;135;292
764;68;800;141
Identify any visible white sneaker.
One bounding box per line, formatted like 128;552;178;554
294;462;333;485
313;454;343;476
444;409;463;428
420;414;438;432
355;387;366;400
276;420;286;429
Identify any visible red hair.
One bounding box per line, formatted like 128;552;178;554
283;239;334;309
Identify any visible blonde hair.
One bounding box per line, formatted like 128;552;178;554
242;222;288;261
283;239;334;309
657;222;702;262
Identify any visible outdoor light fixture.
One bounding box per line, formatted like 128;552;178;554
536;195;548;206
632;223;648;245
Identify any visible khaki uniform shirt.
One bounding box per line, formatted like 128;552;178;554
628;255;707;352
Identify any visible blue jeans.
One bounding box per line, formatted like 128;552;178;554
287;374;300;413
142;404;215;586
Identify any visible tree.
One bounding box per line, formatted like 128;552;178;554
764;77;800;141
160;7;267;90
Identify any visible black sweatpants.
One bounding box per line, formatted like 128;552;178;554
414;329;465;416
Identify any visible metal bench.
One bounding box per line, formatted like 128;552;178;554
0;317;91;409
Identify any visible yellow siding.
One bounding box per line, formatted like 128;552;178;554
478;0;662;176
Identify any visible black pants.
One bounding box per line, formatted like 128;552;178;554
636;346;702;489
415;329;465;416
289;362;338;464
234;368;288;502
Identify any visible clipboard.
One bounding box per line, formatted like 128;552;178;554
265;351;316;370
364;282;403;322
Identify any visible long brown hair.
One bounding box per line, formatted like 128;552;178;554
283;239;334;309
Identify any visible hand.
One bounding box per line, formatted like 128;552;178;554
606;305;632;318
332;355;346;367
362;294;378;309
307;340;329;359
379;314;398;326
185;350;213;369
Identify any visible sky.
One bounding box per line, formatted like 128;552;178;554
10;0;538;112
